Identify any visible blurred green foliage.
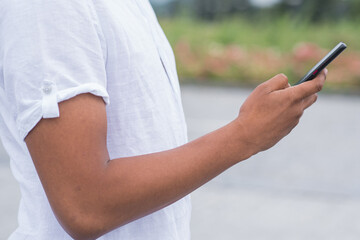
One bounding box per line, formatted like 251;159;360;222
160;16;360;91
162;17;360;52
162;0;360;22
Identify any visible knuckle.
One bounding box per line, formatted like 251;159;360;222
295;105;304;118
323;72;327;80
278;73;288;81
315;81;323;92
289;118;300;131
296;110;303;119
313;94;318;103
255;82;267;94
294;118;300;127
288;95;295;105
278;73;289;85
258;81;267;89
286;88;296;103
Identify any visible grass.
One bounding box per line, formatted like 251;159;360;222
159;16;360;92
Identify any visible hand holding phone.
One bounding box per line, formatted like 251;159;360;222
295;42;347;85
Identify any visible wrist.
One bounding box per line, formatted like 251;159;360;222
230;118;259;161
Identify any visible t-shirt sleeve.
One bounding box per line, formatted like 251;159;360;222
1;0;109;140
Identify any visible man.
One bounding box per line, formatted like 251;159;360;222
0;0;326;239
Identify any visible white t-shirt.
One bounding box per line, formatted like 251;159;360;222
0;0;191;239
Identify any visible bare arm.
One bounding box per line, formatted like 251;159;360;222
25;71;326;240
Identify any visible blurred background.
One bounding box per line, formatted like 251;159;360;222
152;0;360;91
1;0;360;239
152;0;360;239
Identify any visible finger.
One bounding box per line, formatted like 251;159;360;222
263;73;289;92
292;69;327;100
302;93;318;110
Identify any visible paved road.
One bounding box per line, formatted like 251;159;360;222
1;85;360;239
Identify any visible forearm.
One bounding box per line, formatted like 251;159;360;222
26;72;326;239
25;94;254;239
86;119;254;238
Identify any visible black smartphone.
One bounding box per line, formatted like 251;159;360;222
295;42;347;85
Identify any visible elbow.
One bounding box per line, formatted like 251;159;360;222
65;227;100;240
59;205;136;240
56;209;108;240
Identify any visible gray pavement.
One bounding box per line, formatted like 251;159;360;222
1;85;360;239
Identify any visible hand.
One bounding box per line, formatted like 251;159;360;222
236;70;327;154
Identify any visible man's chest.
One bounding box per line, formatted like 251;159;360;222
93;0;180;97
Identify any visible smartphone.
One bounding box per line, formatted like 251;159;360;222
295;42;347;85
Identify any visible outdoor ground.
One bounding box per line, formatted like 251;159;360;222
1;84;360;239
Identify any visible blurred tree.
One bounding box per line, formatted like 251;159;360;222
301;0;345;22
274;0;358;22
151;0;182;17
347;0;360;21
152;0;360;22
194;0;252;20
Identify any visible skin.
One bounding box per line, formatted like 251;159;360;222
25;70;327;240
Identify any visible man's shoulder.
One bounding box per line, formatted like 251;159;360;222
0;0;96;38
1;0;91;18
